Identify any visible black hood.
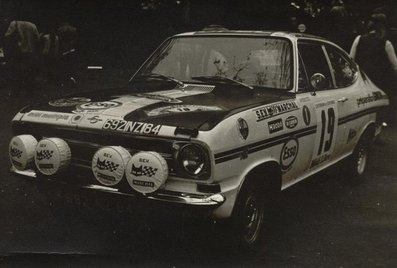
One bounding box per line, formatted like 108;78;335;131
22;85;295;130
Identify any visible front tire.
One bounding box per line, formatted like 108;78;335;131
230;175;279;252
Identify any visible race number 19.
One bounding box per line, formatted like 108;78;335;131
317;107;335;155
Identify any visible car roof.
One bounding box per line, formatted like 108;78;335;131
174;30;326;42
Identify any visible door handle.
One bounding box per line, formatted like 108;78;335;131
338;97;348;103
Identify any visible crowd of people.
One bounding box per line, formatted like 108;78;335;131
2;16;77;96
288;0;397;125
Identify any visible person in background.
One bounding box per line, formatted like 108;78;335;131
57;22;78;87
350;13;397;126
40;24;60;84
4;17;39;96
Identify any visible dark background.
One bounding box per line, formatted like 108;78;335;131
1;1;397;267
1;0;397;70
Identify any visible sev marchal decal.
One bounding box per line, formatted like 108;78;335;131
49;97;91;107
254;101;299;122
357;91;386;107
102;119;162;135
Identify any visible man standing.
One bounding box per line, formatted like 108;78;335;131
350;13;397;125
4;18;39;96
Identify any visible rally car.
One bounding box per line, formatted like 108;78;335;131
9;30;389;249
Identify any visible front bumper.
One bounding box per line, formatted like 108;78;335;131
11;167;225;207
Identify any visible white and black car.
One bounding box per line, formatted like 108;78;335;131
9;30;389;249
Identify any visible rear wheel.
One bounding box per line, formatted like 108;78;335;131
346;131;372;181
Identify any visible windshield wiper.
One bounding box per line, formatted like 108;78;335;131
191;76;253;90
133;73;185;88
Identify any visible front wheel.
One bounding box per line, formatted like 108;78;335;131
230;179;277;251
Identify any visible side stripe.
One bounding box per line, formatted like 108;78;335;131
338;107;379;125
215;126;316;164
215;106;382;164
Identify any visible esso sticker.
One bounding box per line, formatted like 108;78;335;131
280;138;299;172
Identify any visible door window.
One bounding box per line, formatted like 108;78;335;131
298;43;333;91
325;45;358;88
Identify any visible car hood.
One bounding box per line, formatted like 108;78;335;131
19;84;293;131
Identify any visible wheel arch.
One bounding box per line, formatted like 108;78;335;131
359;121;376;143
239;160;282;195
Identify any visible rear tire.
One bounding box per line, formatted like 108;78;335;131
346;131;372;181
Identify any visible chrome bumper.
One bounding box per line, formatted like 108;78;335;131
11;168;225;207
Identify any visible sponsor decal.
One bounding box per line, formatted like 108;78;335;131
130;164;158;177
285;116;298;129
134;93;182;104
74;101;122;113
254;101;299;122
237;118;249;140
87;115;103;124
36;150;54;161
49;97;91;107
96;158;120;172
71;114;83;124
347;129;357;143
146;105;222;116
10;147;22;158
92;146;130;186
302;105;311;126
357;91;386;107
26;111;71;122
280;138;299;172
102;119;162;135
310;154;330;168
268;118;284;134
315;100;335;108
133;180;155;187
299;97;311;103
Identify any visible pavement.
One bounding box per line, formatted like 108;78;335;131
0;74;396;267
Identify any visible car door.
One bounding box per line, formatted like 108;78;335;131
297;41;340;171
323;44;360;156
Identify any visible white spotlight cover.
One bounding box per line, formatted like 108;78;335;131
92;146;131;186
35;138;71;175
9;135;38;170
125;151;168;194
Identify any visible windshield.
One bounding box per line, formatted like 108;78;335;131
136;36;293;90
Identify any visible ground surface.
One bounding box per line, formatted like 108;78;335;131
0;73;396;267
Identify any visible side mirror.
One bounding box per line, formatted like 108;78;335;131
310;73;327;92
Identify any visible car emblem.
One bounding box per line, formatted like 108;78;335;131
237;118;249;140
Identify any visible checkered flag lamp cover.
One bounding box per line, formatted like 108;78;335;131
10;147;23;158
36;150;54;161
96;158;120;172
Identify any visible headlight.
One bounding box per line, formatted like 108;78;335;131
177;144;208;177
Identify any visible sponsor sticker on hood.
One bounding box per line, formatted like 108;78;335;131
49;97;91;107
23;110;73;125
146;105;223;116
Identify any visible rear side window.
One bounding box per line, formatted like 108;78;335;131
325;45;358;88
298;43;333;90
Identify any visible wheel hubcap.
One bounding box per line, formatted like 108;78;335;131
356;146;367;175
242;196;263;244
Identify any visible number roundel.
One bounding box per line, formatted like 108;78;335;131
302;105;311;126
